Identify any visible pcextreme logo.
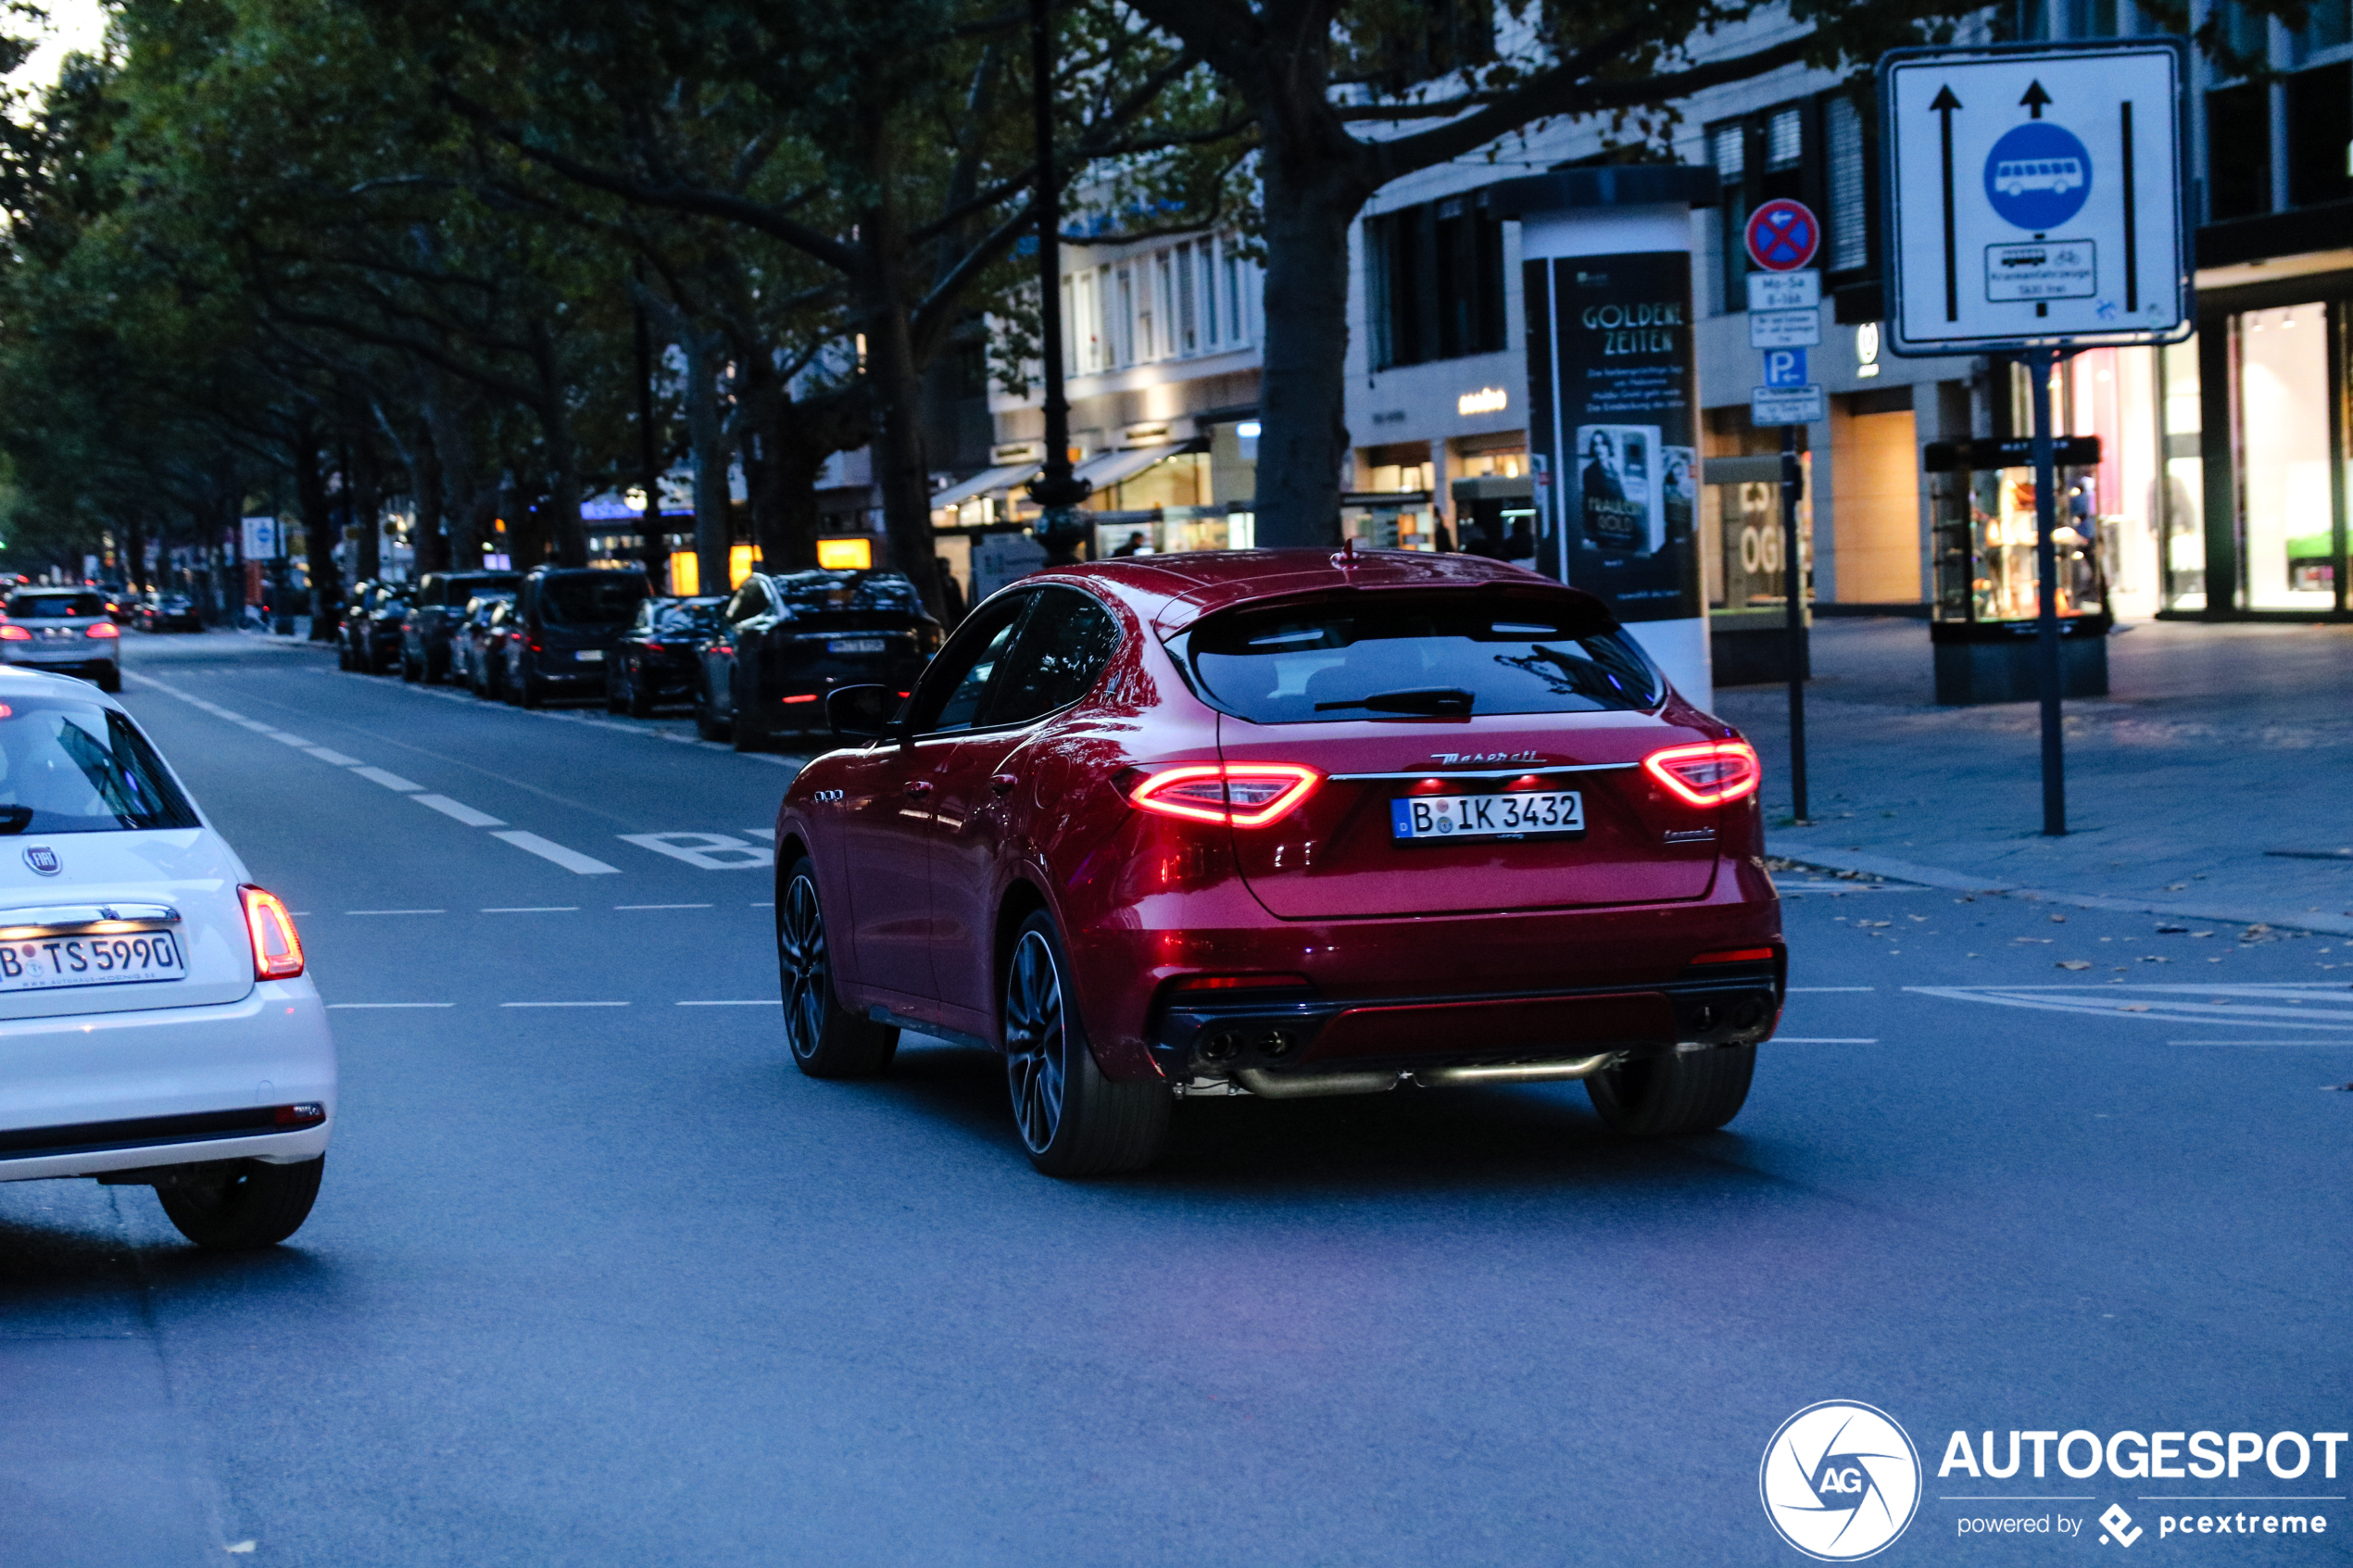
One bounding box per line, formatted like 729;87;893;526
1761;1401;1924;1561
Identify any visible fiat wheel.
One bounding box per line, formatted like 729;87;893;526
1001;911;1169;1177
777;858;897;1078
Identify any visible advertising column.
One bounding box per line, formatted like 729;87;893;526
1495;167;1718;706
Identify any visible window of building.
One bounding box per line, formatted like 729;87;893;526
2293;0;2352;56
1115;266;1135;366
1365;194;1505;370
2285;63;2353;208
1225;248;1246;343
1176;242;1199;354
1825;95;1869;272
1200;243;1220;348
2206;82;2272;221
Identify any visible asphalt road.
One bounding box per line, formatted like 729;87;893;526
2;632;2345;1567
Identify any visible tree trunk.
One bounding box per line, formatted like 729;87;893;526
1252;154;1366;549
742;372;868;576
352;436;384;583
296;424;341;639
423;381;486;570
531;322;588;569
412;420;447;575
678;324;735;596
858;250;945;616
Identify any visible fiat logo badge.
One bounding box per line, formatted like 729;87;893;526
22;847;59;875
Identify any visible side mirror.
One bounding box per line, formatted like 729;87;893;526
827;684;904;741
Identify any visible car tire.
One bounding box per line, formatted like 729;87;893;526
1584;1046;1755;1136
624;669;654;718
1002;910;1170;1176
155;1156;325;1249
337;641;354;671
605;671;626;714
777;859;899;1078
731;673;763;751
401;650;422;682
692;677;729;743
94;665;121;695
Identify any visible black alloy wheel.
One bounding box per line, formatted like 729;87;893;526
732;670;763;751
777;859;897;1077
605;667;627;714
624;658;655;718
1001;911;1170;1176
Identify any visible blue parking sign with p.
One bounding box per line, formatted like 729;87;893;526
1763;348;1807;387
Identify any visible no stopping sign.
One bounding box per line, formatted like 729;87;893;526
1745;199;1821;271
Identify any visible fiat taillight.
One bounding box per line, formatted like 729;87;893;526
1642;740;1762;807
1128;763;1322;828
239;885;306;980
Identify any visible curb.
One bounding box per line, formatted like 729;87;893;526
1768;844;2353;938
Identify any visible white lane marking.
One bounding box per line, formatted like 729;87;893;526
743;828;777;840
481;906;577;913
617;832;773;870
351;766;424;792
678;1000;779;1007
1907;984;2353;1030
500;1000;629;1008
615;903;712;910
344;909;447;916
302;746;363;765
263;731;316;746
2169;1039;2353;1047
491;830;622;875
412;793;507;827
1789;986;1876;993
749;902;774;908
232;719;275;731
1775;1036;1881;1043
328;1002;457;1009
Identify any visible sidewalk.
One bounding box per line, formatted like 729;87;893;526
1710;617;2353;935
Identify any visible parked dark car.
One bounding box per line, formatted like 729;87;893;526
467;597;519;700
401;570;522;683
605;596;725;716
354;583;410;673
132;593;202;633
692;570;939;750
335;580;378;670
500;567;651;708
451;592;513;696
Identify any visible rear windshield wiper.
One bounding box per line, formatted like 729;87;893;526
1314;686;1475;715
0;805;34;835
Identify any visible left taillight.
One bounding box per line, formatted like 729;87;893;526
1128;762;1322;828
239;884;305;980
1642;740;1762;808
85;621;120;639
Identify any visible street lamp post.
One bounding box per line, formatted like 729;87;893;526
1026;0;1090;565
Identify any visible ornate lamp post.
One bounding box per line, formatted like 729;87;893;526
1026;0;1091;565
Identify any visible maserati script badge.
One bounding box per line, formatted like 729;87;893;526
22;847;60;875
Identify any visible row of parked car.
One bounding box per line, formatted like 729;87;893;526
334;564;943;748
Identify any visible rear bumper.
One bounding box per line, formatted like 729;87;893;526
1068;853;1782;1082
1151;961;1781;1080
0;980;336;1181
1;649;118;671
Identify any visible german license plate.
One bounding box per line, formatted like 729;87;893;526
829;638;886;655
575;648;604;662
0;931;185;992
1390;790;1584;842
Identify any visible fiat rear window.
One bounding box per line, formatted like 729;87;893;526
1183;595;1664;722
0;696;200;834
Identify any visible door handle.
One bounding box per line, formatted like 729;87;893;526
903;779;934;798
989;773;1018;797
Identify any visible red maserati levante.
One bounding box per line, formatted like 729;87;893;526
774;549;1781;1175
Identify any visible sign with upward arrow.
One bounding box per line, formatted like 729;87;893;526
1878;40;2190;355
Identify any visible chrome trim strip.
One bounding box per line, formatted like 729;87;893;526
0;903;182;939
1327;762;1639;782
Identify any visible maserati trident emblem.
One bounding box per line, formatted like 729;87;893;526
23;847;60;875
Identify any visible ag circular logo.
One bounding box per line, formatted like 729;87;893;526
1760;1400;1921;1561
1983;121;2093;231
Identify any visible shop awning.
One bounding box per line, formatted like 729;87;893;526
1074;444;1184;491
932;462;1039;510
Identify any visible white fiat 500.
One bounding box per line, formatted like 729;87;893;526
0;669;334;1248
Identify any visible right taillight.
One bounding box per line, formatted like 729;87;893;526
1128;762;1323;828
239;884;306;980
1642;740;1762;808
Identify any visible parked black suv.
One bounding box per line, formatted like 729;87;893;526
401;571;521;683
691;571;940;749
501;567;651;708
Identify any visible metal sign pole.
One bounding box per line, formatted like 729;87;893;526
1780;427;1808;822
2026;347;2066;835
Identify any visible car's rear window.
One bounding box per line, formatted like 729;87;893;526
1184;594;1664;722
0;696;200;834
539;573;648;629
653;604;723;636
6;594;105;620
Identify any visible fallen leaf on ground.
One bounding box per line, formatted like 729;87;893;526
2117;1003;2151;1012
2057;960;2093;971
